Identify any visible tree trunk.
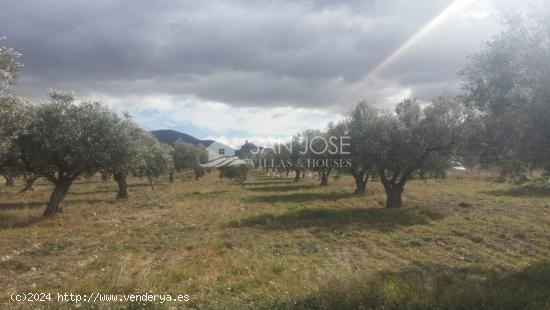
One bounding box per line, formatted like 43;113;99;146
169;170;175;183
4;175;15;187
495;169;507;183
319;167;331;186
353;171;368;195
294;168;301;182
320;171;328;186
419;171;426;180
20;177;36;192
113;172;128;200
43;178;72;216
194;167;203;180
147;176;155;190
383;182;404;208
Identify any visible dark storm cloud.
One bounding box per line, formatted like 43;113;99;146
0;0;506;108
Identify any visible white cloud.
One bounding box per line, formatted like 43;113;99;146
6;0;541;144
91;94;345;145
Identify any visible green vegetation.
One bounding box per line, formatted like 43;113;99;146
1;171;549;309
1;4;550;310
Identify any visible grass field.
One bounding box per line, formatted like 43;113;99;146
1;170;550;309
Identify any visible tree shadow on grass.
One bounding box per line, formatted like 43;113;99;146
93;182;163;190
188;190;229;195
246;179;293;186
64;198;113;204
69;189;115;195
0;197;112;212
271;260;550;310
247;184;318;192
484;184;550;197
0;196;115;211
184;190;229;199
0;213;44;229
128;183;155;188
0;201;44;211
229;207;444;233
246;192;355;204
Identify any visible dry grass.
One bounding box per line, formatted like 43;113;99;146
0;170;549;309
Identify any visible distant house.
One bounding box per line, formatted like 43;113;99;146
235;140;258;158
205;141;236;161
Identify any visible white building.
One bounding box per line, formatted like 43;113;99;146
205;141;236;161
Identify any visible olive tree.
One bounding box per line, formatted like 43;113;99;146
289;134;306;181
16;91;121;216
172;139;208;180
135;134;174;189
0;93;36;189
0;44;40;191
0;41;25;174
0;154;22;187
345;102;379;194
102;117;150;200
221;160;254;187
299;130;323;185
271;134;305;180
375;97;465;208
459;5;550;177
299;123;349;187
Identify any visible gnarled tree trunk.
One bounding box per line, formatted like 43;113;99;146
43;178;72;216
319;171;328;186
353;171;369;195
4;175;15;187
320;174;328;186
293;168;301;182
113;172;128;200
20;175;37;192
319;167;332;186
383;181;404;208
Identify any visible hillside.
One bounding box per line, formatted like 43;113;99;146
151;129;214;147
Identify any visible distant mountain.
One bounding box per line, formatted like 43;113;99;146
151;129;213;147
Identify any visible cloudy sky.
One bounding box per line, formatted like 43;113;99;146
0;0;540;147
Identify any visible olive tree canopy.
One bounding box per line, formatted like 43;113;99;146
172;139;208;180
134;134;174;189
459;5;550;176
102;117;150;200
374;97;465;208
345;102;379;194
17;90;121;216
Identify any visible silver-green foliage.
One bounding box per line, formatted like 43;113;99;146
459;5;550;175
172;139;207;172
0;37;22;91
